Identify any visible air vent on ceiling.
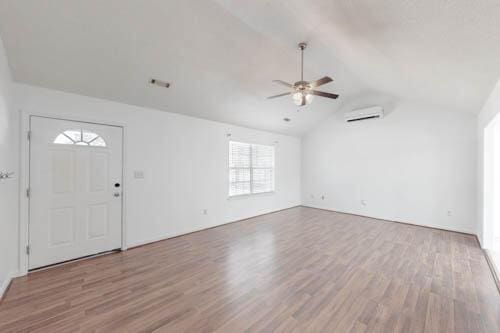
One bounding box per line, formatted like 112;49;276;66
150;78;170;88
345;106;384;122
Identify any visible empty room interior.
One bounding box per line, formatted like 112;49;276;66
1;1;500;332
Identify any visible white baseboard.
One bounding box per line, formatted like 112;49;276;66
127;231;186;249
0;270;19;300
127;205;300;249
129;205;476;250
127;219;243;248
484;249;500;292
301;205;477;235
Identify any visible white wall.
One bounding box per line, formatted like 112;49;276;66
14;84;301;250
493;121;500;248
478;80;500;247
0;36;18;296
302;95;477;234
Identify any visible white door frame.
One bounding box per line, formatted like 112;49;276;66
19;110;128;276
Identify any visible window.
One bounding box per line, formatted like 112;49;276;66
53;129;106;147
229;141;275;196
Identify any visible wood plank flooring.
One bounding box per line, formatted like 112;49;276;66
1;206;499;332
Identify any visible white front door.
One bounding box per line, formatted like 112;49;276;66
29;116;123;269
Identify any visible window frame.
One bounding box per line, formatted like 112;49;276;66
228;140;275;198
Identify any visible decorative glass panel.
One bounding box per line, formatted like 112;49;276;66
65;130;82;142
82;131;98;142
53;130;106;147
89;136;106;147
54;134;74;145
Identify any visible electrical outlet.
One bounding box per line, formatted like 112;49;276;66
321;195;325;200
447;210;452;217
134;170;144;179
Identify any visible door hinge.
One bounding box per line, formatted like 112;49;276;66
26;245;30;255
26;188;31;198
27;130;31;141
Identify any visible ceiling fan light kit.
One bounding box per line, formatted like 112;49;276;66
292;91;313;106
268;42;339;107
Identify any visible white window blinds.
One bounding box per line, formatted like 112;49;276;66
229;141;275;196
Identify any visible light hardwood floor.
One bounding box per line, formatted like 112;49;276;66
1;206;499;332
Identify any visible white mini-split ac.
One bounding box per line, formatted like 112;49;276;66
344;106;384;122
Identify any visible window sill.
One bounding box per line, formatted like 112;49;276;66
227;191;275;200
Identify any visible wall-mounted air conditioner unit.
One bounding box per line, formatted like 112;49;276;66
344;106;384;122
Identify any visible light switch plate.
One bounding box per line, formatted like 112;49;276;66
134;171;144;179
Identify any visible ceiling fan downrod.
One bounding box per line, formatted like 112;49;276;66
299;42;307;82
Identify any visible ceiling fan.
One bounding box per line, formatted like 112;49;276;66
268;42;339;106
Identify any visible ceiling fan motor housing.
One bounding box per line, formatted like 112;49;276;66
294;81;310;90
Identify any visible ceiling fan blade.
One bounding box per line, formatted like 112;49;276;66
310;90;339;99
272;80;294;88
309;76;333;88
267;92;292;99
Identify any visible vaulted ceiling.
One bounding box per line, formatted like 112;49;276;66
0;0;499;135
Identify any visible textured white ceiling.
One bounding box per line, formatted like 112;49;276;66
0;0;499;135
